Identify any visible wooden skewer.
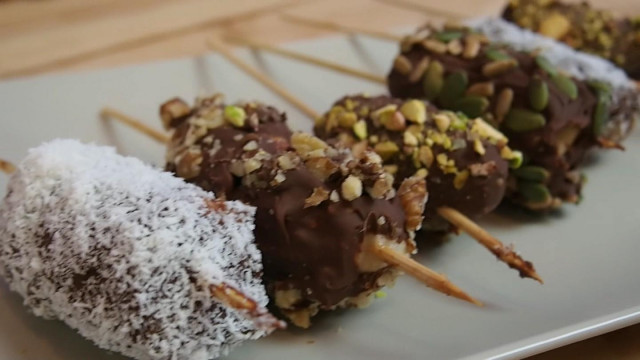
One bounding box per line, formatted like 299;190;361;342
100;107;170;144
206;38;320;120
373;0;465;21
0;159;16;174
438;207;543;284
210;283;287;330
225;35;387;84
370;243;482;306
210;37;542;283
281;13;404;42
102;107;481;305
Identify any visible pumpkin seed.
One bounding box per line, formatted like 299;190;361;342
452;96;490;118
518;182;552;207
485;48;512;61
504;108;546;132
422;60;445;100
551;74;578;100
513;166;550;182
434;30;463;43
437;71;468;107
593;93;610;136
535;55;557;76
528;78;549;111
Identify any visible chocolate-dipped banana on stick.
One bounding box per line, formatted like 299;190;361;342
146;94;478;328
502;0;640;80
0;140;282;360
314;94;540;281
201;40;541;283
387;24;637;211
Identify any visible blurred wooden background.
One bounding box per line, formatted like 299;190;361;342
1;0;640;358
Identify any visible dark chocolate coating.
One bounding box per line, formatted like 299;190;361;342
163;95;424;327
314;95;510;231
386;26;626;210
502;0;640;80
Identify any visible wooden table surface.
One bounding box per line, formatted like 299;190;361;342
1;0;639;358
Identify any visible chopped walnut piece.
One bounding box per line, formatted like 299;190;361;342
175;147;203;179
160;98;191;130
397;177;428;232
277;153;300;170
305;157;339;181
469;161;497;176
304;187;330;208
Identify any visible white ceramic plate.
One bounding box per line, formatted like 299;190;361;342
1;34;639;360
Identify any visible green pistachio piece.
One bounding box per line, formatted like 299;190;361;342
224;105;247;127
509;150;524;169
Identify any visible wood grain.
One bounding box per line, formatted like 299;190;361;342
0;0;639;359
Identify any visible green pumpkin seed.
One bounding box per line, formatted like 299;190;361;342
592;93;610;136
551;74;578;100
434;30;463;43
535;55;557;76
422;60;444;101
518;182;552;207
513;166;550;182
586;80;611;94
528;78;549;111
504;108;546;132
452;96;489;118
437;71;468;107
485;48;512;61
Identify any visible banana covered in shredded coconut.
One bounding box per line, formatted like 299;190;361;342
0;139;279;360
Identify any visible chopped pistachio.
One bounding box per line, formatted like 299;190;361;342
418;145;434;167
414;168;429;178
224;105;246;127
403;131;419;146
453;170;470;190
337;111;358;128
434;113;451;132
374;141;400;161
353;120;368;140
400;100;427;124
473;138;486;155
382;111;406;131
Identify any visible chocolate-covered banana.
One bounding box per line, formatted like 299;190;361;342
387;24;636;210
161;94;443;328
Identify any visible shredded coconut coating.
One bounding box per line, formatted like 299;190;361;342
469;17;635;91
0;139;276;360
